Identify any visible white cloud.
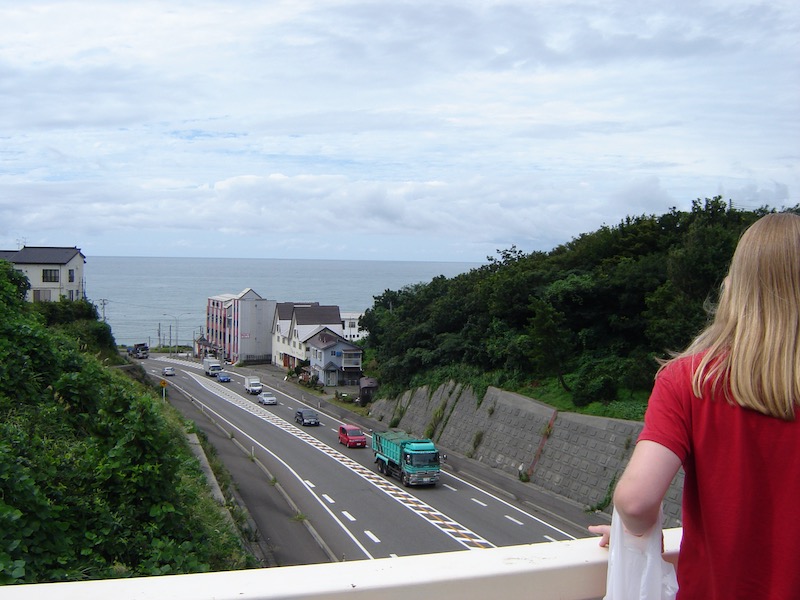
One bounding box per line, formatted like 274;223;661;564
1;0;798;261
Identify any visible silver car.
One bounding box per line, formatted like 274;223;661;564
257;392;278;405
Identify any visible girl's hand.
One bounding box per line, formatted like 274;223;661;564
588;524;611;547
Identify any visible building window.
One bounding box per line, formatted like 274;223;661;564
343;352;361;367
42;269;59;283
68;269;75;283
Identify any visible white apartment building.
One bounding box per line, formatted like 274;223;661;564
272;303;345;369
340;311;367;342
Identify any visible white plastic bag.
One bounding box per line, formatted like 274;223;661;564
603;506;678;600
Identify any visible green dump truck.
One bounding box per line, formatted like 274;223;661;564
372;429;441;487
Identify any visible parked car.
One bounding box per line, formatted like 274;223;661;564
162;366;176;376
216;371;231;382
338;424;367;448
295;409;320;426
258;392;278;405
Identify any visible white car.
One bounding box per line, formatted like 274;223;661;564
257;392;278;405
162;366;176;376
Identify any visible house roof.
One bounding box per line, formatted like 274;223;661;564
276;301;319;320
306;328;340;349
359;377;379;389
294;305;341;326
1;246;85;265
306;327;361;351
237;288;263;300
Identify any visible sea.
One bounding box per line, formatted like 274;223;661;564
86;256;482;348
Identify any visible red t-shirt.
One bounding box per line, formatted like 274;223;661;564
640;355;800;600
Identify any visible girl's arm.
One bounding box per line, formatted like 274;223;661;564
612;440;681;535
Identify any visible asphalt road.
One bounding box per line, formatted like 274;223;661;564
151;357;607;567
168;382;333;567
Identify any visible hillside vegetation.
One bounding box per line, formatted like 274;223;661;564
361;198;799;419
0;262;251;584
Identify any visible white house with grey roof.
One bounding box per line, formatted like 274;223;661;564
272;302;317;366
0;246;85;302
272;303;345;369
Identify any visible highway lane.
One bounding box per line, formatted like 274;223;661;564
147;357;577;560
154;360;474;560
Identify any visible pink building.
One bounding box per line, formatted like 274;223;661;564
206;288;276;365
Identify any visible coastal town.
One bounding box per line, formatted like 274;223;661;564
1;245;371;391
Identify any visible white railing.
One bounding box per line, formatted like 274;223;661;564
2;529;681;600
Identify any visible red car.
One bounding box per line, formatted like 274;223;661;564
338;424;367;448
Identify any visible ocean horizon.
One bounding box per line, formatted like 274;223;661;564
86;256;483;348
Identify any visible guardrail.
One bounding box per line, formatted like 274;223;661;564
3;529;682;600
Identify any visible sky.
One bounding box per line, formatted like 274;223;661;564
1;1;798;263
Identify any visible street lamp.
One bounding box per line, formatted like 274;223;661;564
163;312;190;356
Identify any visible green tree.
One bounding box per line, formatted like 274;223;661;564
524;298;575;391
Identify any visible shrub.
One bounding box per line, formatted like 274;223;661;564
572;357;625;407
0;267;251;583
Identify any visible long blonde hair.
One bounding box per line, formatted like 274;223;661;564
673;212;800;419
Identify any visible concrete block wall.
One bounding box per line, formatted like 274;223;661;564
530;414;639;510
369;382;684;526
459;387;555;476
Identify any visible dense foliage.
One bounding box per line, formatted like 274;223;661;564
29;297;122;364
361;198;799;414
0;261;249;584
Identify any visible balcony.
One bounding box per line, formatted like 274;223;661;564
3;528;681;600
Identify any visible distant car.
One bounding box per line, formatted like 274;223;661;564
216;371;231;382
258;392;278;405
161;366;176;376
295;409;320;426
338;424;367;448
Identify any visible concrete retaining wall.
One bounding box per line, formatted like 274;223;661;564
369;383;683;526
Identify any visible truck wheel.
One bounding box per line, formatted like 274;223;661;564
401;473;410;487
377;460;384;474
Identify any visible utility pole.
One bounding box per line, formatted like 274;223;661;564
98;298;108;322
